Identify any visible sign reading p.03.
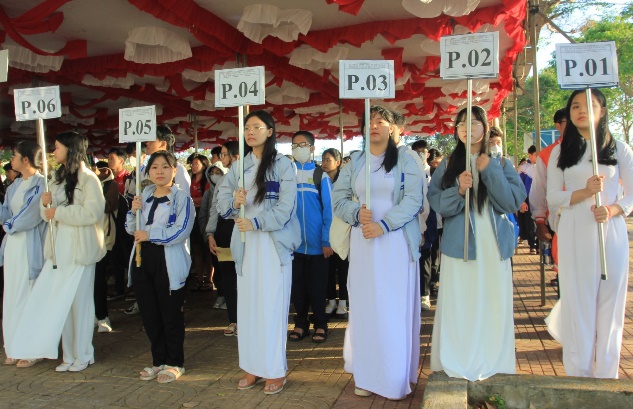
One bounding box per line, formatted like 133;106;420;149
14;86;62;121
440;32;499;80
215;66;265;108
119;106;157;143
555;42;618;89
339;60;395;99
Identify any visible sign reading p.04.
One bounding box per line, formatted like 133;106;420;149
119;106;157;143
14;86;62;121
555;42;618;89
215;66;265;108
339;60;395;99
440;32;499;80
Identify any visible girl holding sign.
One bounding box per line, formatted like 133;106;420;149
216;110;300;395
332;106;422;400
11;131;106;372
428;106;525;381
0;141;47;366
127;150;195;383
545;89;633;379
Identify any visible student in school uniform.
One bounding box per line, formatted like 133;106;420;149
545;89;633;379
0;141;47;366
333;105;423;400
216;110;300;395
127;150;195;383
429;106;525;381
11;131;106;372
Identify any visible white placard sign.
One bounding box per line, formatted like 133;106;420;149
339;60;395;99
14;86;62;121
0;49;8;83
118;106;157;143
214;66;265;108
440;32;499;80
555;42;619;89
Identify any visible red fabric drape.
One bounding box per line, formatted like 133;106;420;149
324;0;366;16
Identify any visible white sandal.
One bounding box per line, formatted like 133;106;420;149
139;365;164;381
224;323;237;337
157;365;185;383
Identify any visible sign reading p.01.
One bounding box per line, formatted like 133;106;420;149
119;106;157;143
440;32;499;80
14;86;62;121
339;60;395;99
555;42;618;89
215;66;265;108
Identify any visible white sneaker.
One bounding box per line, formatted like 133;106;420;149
213;297;226;309
97;317;112;333
219;302;227;310
421;296;431;311
124;302;140;315
335;300;348;317
325;299;337;315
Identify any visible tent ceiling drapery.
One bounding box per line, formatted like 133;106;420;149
0;0;527;152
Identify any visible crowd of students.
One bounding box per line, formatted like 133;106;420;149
0;88;630;399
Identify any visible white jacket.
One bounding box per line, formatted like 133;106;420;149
40;163;106;265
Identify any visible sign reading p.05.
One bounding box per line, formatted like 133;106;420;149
440;32;499;80
339;60;395;99
118;106;157;143
215;66;265;108
14;86;62;121
555;42;618;89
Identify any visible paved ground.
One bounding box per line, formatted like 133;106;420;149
1;221;632;409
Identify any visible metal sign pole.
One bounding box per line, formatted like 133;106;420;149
135;141;142;267
585;88;608;280
36;118;57;269
238;105;245;243
339;100;344;157
364;98;371;211
463;77;472;262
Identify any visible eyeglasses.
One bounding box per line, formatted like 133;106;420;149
244;126;268;133
456;121;484;129
291;142;312;149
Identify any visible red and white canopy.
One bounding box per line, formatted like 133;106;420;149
0;0;527;152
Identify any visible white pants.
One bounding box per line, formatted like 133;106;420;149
62;265;96;365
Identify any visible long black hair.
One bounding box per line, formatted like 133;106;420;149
14;141;43;172
441;106;490;213
245;110;277;205
191;154;210;192
361;105;399;173
322;148;342;182
55;131;89;205
557;89;617;170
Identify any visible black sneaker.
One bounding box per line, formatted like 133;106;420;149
125;293;136;301
107;293;124;301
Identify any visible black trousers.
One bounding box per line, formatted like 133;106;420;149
132;243;185;367
420;248;432;297
94;251;112;320
326;253;349;301
430;228;442;284
291;253;329;331
217;260;237;323
518;209;538;250
111;235;132;295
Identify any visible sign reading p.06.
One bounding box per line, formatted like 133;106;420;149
215;66;265;108
555;42;618;89
339;60;395;99
119;106;157;143
14;86;62;121
440;32;499;80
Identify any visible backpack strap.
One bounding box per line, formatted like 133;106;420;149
313;165;323;200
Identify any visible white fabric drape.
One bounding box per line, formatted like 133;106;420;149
402;0;480;18
5;44;63;73
124;27;192;63
237;4;312;44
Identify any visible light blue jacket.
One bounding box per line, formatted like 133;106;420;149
125;184;195;290
332;150;423;262
428;155;526;260
216;152;301;275
294;161;333;255
0;174;47;280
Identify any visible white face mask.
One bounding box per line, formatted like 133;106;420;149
127;156;137;167
490;144;503;157
292;146;311;164
210;174;221;185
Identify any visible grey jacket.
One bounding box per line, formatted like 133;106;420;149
332;150;423;262
428;155;526;260
216;152;300;275
0;174;47;280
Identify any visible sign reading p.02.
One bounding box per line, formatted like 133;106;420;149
339;60;395;99
440;32;499;80
555;42;619;89
215;66;265;108
118;106;157;143
14;86;62;121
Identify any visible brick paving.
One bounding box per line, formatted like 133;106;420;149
1;221;632;408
